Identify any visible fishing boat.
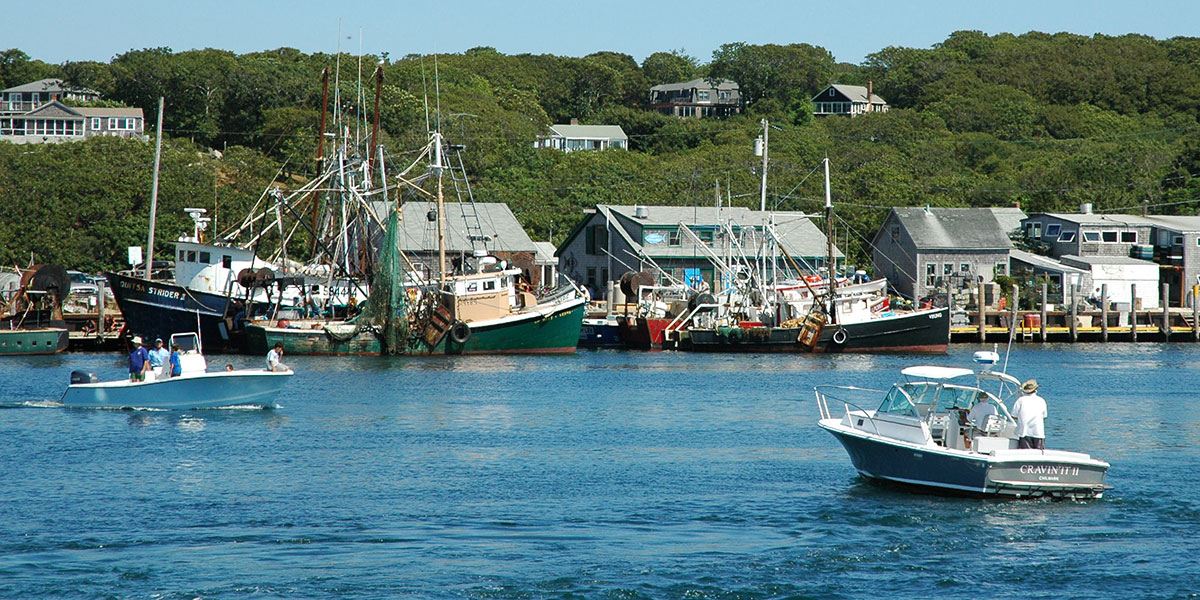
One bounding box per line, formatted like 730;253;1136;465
579;314;622;348
61;332;291;409
0;266;70;356
815;353;1110;499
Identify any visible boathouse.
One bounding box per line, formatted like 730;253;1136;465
556;205;839;300
871;207;1025;300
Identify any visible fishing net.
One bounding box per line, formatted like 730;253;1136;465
358;204;408;354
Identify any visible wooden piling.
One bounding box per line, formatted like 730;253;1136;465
1039;283;1047;342
1069;284;1078;342
1194;285;1199;342
1163;282;1171;341
978;280;986;342
1130;284;1138;343
1100;283;1108;342
1011;284;1019;340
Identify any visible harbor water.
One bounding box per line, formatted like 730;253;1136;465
1;344;1198;598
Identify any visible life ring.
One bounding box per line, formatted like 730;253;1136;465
831;328;848;345
449;320;471;344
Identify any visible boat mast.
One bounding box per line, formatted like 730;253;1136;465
824;157;836;324
143;96;164;280
434;131;446;287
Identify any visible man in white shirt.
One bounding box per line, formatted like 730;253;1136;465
1012;379;1047;450
967;392;999;431
266;342;289;372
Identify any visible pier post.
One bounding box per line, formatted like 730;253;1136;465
1070;284;1078;342
96;281;106;340
1100;283;1108;342
1194;285;1199;342
1011;284;1019;340
978;280;986;342
1163;282;1172;341
1130;284;1138;343
1040;283;1047;342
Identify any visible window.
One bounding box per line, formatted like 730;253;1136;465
1045;224;1061;237
199;251;210;264
1083;231;1100;242
696;228;714;245
1101;231;1118;243
1174;235;1184;246
586;267;596;289
960;263;970;273
925;263;937;287
890;226;900;242
668;230;681;247
1120;231;1137;243
943;263;953;275
697;91;709;101
186;251;197;262
995;262;1008;276
1058;230;1076;242
483;280;496;291
1032;223;1042;238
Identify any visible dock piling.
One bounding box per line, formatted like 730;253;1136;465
1130;284;1138;343
1163;283;1172;341
1100;283;1108;342
1194;285;1199;342
1069;284;1078;342
978;280;986;343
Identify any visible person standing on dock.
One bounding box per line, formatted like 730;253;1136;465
1013;379;1047;450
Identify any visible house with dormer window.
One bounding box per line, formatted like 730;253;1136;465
648;78;741;118
0;99;145;144
812;83;888;117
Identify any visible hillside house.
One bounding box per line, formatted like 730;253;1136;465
535;122;628;152
0;98;145;144
648;78;741;118
812;83;889;117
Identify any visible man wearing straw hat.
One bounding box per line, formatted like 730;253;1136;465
1012;379;1047;450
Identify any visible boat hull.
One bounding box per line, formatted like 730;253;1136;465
433;298;586;355
578;317;623;348
61;371;292;409
820;420;1109;498
244;322;382;356
618;316;671;349
814;307;950;354
106;272;238;348
0;327;69;355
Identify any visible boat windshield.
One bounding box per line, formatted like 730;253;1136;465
935;385;978;411
878;384;921;417
878;382;978;417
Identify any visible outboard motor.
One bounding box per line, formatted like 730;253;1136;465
70;370;98;385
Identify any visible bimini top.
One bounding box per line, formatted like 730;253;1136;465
901;366;974;380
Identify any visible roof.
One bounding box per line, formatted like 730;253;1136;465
547;124;627;140
2;78;99;95
532;242;557;265
650;77;739;92
901;366;975;380
1059;254;1159;268
888;207;1023;250
560;204;840;261
815;84;887;105
1031;212;1200;233
373;201;537;254
1008;249;1089;275
74;107;144;118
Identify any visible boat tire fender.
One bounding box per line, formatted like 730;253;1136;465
832;327;848;345
449;320;471;344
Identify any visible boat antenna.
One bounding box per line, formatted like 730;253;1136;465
434;53;442;134
420;56;431;133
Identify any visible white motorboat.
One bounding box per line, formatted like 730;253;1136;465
815;356;1110;499
61;333;291;410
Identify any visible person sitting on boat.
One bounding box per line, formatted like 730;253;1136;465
148;338;170;379
168;343;182;378
966;391;1000;432
128;336;150;382
266;342;290;372
1012;379;1048;450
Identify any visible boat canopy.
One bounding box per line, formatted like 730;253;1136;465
901;366;974;380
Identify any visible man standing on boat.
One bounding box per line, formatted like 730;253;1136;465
1013;379;1047;450
128;336;150;382
147;338;169;380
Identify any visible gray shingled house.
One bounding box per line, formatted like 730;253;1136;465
648;78;741;118
871;207;1025;299
556;204;839;299
812;84;889;117
534;122;628;152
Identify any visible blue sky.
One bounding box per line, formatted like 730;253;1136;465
11;0;1200;65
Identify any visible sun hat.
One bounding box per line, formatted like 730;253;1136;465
132;335;144;345
154;337;163;343
1021;379;1038;393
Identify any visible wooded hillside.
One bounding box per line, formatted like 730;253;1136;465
2;30;1199;271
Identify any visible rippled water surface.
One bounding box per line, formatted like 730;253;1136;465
1;344;1199;598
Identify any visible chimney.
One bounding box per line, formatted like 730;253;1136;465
570;118;579;125
866;81;873;113
1081;203;1093;214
